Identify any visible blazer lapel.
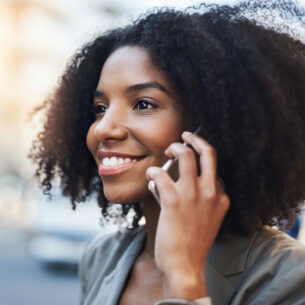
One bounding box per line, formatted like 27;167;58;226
205;233;257;305
96;251;140;305
91;229;146;305
205;261;236;305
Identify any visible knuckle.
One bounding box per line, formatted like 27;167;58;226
180;147;194;158
146;166;162;179
203;145;216;157
200;186;230;206
156;170;168;181
168;143;195;158
220;194;230;210
182;188;197;202
202;187;217;202
165;193;180;207
167;142;178;151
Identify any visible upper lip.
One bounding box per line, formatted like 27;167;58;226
98;151;146;160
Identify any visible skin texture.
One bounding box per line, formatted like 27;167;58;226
147;132;229;300
86;47;185;205
86;46;230;302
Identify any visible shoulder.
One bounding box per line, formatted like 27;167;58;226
81;225;145;270
241;227;305;304
208;226;305;305
209;226;305;274
79;226;146;286
249;226;305;263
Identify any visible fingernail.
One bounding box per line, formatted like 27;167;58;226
148;180;155;192
148;180;161;205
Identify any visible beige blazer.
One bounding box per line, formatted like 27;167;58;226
79;226;305;305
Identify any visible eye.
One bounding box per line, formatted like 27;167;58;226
93;103;107;116
134;99;156;110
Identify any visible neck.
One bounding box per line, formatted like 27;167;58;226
141;197;160;257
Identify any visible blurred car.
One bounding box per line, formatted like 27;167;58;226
25;192;113;270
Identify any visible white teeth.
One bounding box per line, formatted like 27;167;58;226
102;157;137;167
109;157;117;166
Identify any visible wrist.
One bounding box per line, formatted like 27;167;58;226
164;271;207;300
154;297;212;305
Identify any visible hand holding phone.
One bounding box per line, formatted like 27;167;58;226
148;125;202;204
150;128;229;299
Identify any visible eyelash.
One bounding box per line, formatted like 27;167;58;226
92;99;156;116
134;99;156;110
92;104;107;115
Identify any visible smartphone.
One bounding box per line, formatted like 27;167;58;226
148;125;202;203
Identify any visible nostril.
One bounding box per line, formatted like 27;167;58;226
93;122;129;142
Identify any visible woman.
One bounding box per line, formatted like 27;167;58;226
30;1;305;304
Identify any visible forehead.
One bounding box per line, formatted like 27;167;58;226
98;46;173;89
103;46;152;71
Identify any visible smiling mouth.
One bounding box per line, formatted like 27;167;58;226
98;155;146;177
101;156;138;167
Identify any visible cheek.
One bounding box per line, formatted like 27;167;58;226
156;116;185;148
144;128;183;163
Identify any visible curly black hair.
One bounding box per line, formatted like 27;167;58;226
29;0;305;235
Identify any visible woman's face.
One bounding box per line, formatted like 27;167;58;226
86;46;185;204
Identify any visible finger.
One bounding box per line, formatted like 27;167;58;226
146;166;177;206
148;180;161;204
181;131;218;187
164;142;198;184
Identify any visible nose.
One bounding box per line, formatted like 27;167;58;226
93;104;129;142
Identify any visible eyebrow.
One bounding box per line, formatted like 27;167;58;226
127;82;169;94
93;81;170;99
93;90;105;98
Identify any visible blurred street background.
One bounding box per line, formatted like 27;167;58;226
0;0;304;304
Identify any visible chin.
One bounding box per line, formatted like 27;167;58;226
103;184;148;204
105;194;149;205
104;193;137;205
